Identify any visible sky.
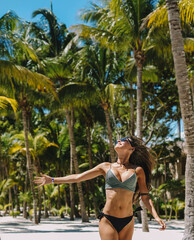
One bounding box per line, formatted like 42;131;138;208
0;0;95;27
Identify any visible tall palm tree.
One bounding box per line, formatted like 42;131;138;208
64;108;89;221
32;9;86;220
46;58;90;222
9;130;59;222
72;0;156;139
74;44;124;162
0;60;56;224
165;0;194;239
1;9;57;223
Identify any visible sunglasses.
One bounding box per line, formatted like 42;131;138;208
115;137;134;147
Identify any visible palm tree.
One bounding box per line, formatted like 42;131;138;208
32;9;88;220
74;44;124;162
0;60;56;224
0;178;16;212
45;57;90;222
0;95;17;170
9;131;59;222
72;0;156;139
165;0;194;239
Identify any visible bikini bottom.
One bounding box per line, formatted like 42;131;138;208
97;206;142;233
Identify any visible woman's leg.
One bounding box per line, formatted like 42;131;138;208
118;217;134;240
99;217;119;240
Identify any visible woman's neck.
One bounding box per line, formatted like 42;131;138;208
117;155;130;168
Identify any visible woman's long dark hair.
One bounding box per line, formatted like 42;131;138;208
129;136;155;202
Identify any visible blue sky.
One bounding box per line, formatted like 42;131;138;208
0;0;95;27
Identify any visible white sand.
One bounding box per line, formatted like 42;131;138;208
0;216;184;240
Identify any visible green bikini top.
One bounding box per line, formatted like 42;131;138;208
105;164;137;192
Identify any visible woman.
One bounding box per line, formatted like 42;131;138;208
34;136;166;240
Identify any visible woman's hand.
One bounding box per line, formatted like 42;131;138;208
34;173;52;187
155;217;166;230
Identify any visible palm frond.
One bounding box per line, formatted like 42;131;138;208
0;60;57;98
8;144;22;154
0;11;20;31
146;4;168;28
179;0;194;25
13;38;41;64
142;65;158;83
125;57;136;81
79;3;105;23
58;82;96;107
184;38;194;53
146;0;194;28
105;83;123;107
0;96;17;113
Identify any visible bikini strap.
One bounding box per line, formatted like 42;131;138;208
97;211;104;220
133;206;142;216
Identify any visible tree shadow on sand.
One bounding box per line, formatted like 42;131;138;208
0;217;99;234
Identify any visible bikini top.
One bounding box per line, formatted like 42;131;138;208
105;164;137;192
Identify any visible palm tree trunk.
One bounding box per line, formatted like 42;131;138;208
136;64;143;139
169;204;173;221
65;108;89;222
69;178;75;220
111;106;120;139
103;107;115;162
23;173;28;219
136;63;149;232
86;123;98;218
130;84;135;135
43;186;49;218
0;134;1;177
57;185;61;210
9;188;12;213
34;158;42;223
69;111;75;221
140;200;149;232
38;189;42;223
14;186;20;212
22;108;38;224
165;1;194;239
191;83;194;106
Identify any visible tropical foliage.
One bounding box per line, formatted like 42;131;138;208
0;0;193;232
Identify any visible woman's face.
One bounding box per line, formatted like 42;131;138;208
114;137;134;152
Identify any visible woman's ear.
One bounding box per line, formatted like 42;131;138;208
131;147;135;152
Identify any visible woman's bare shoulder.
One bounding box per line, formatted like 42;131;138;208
135;166;145;176
97;162;111;170
95;162;111;176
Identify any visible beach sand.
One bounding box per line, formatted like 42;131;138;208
0;215;184;240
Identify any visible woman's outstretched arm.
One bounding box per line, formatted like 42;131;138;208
34;162;107;187
136;166;166;230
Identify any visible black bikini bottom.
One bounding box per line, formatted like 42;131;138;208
97;206;142;233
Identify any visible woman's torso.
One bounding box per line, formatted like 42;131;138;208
102;163;137;217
